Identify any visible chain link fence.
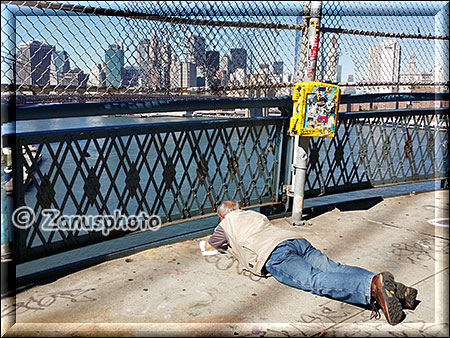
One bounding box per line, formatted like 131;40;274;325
1;1;449;104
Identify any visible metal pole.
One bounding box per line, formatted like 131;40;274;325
289;1;322;226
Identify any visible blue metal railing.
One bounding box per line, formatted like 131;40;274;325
1;92;448;263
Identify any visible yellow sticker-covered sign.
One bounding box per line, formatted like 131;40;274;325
289;81;340;137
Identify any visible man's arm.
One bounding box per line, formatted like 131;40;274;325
206;224;228;251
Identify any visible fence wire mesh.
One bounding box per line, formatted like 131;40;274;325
1;1;449;104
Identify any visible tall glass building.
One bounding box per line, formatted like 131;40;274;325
105;43;124;88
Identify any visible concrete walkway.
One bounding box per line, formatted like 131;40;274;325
1;190;449;337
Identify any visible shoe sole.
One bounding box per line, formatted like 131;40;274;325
384;272;418;309
395;282;418;309
380;272;404;325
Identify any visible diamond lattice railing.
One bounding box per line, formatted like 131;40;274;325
303;109;448;197
12;107;448;263
14;117;287;262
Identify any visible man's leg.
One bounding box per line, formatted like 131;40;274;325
265;239;404;324
265;239;374;305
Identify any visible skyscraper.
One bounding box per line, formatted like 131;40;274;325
337;65;342;83
88;63;106;87
160;37;171;89
325;33;339;83
205;50;219;88
137;39;151;88
123;66;140;87
230;48;247;74
60;68;88;87
185;34;206;65
17;40;54;86
169;56;197;89
49;50;70;86
105;43;124;87
169;55;181;89
368;40;401;92
219;54;232;86
273;61;284;76
136;31;161;88
206;51;220;71
180;61;197;88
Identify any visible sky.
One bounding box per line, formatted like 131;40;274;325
1;1;448;85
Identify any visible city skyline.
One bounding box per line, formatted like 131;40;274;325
14;35;290;91
2;1;448;91
2;3;448;85
12;33;446;94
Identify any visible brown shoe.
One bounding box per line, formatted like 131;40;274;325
370;272;404;325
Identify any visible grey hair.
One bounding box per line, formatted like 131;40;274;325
217;200;240;217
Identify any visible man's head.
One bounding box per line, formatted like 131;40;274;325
217;200;240;221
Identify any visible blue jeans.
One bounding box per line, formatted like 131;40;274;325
265;239;375;305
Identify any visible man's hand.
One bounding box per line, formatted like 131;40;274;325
199;240;218;256
204;240;216;251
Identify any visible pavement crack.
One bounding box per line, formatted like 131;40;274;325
362;217;449;241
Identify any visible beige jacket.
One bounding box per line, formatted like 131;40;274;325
219;209;303;276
